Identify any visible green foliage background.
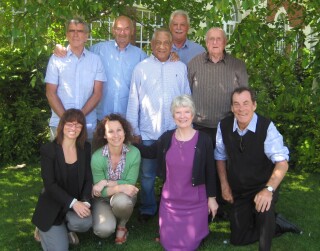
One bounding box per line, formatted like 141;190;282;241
0;0;319;171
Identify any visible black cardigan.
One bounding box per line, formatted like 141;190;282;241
135;129;216;197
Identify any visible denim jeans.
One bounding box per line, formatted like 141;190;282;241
139;140;158;215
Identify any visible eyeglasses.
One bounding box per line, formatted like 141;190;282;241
239;136;245;153
65;122;83;129
68;29;85;34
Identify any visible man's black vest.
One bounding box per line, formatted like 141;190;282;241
220;114;274;195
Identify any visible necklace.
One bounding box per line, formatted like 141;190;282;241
176;139;185;149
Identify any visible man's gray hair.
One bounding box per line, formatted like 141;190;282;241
66;17;90;34
151;28;172;42
169;10;190;27
205;27;227;42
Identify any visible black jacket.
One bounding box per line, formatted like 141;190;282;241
32;141;93;231
135;130;216;197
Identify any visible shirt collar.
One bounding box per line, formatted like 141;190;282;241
150;54;171;63
67;46;88;57
102;144;130;157
204;50;227;64
233;112;258;134
172;39;189;50
114;40;131;51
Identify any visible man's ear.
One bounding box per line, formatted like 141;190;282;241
253;101;257;111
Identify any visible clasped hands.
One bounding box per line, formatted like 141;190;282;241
92;179;139;198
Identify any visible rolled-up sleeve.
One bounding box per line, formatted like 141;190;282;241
264;122;289;163
214;123;228;160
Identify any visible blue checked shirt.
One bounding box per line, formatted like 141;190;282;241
90;41;147;119
172;39;205;65
126;55;191;140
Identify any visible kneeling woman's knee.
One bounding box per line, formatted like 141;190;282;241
111;193;135;211
93;224;115;238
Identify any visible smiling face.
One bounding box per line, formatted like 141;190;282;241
169;14;189;44
151;31;172;62
206;28;227;60
112;16;133;50
173;106;194;129
104;120;125;148
63;121;83;140
231;90;257;130
66;23;88;49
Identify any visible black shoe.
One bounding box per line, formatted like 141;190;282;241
275;213;302;237
138;214;153;223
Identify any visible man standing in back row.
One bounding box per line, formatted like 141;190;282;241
188;27;248;146
54;16;147;119
169;10;205;65
46;18;106;141
126;28;191;222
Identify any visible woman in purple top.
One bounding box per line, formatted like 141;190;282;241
136;95;218;250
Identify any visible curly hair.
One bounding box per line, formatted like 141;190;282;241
92;113;133;152
56;108;87;148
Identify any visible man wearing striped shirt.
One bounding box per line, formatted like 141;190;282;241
126;28;191;222
188;27;248;146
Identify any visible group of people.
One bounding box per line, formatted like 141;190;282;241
31;9;300;251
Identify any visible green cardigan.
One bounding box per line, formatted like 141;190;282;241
91;144;141;198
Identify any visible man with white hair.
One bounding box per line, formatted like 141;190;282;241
169;10;205;64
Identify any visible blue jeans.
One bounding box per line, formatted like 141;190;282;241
139;140;158;215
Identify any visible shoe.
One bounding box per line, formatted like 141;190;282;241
34;227;41;242
68;232;79;245
275;213;302;236
138;214;153;223
115;226;128;245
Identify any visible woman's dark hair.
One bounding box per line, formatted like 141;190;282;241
92;113;133;152
56;109;87;148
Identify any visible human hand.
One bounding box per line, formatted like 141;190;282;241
53;44;67;57
92;180;107;197
170;52;180;62
72;201;91;218
120;184;139;197
254;188;273;212
132;135;142;144
208;197;219;219
221;183;234;204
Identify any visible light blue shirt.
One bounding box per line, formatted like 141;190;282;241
214;113;289;163
45;48;106;133
172;39;206;65
90;41;148;119
126;55;191;140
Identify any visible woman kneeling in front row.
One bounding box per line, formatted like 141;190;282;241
91;114;141;244
32;109;93;250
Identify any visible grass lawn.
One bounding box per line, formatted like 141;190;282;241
0;164;319;251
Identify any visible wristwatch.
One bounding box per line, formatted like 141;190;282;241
265;185;274;193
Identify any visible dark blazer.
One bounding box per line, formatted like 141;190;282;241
135;129;216;197
32;141;93;231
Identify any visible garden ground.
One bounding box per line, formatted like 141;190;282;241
0;165;319;250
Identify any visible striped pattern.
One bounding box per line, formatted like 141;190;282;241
188;52;248;128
